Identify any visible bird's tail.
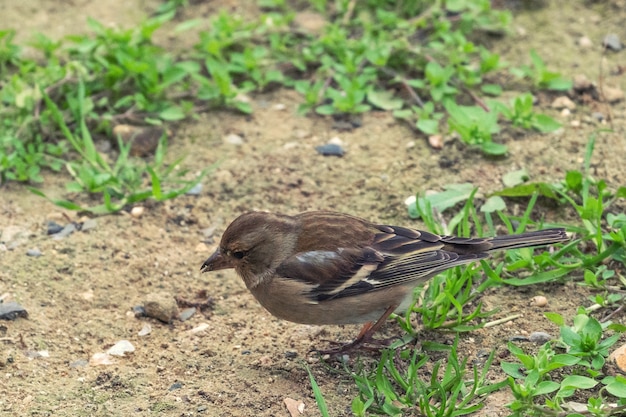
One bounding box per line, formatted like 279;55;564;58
440;228;569;254
487;228;569;251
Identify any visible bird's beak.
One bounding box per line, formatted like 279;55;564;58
200;247;234;272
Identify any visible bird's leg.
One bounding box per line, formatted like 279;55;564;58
314;304;398;356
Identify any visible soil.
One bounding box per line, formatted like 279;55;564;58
1;1;625;416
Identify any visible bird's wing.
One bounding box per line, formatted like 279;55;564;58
275;225;488;302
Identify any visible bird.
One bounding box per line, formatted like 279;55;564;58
200;211;569;353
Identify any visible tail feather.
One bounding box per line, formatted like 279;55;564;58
440;228;569;254
487;228;569;251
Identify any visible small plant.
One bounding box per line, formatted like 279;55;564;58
511;49;573;91
491;93;562;133
503;312;626;416
349;338;505;416
445;101;505;155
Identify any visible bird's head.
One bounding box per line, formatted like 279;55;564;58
200;212;298;288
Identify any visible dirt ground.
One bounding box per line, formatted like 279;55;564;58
1;1;625;416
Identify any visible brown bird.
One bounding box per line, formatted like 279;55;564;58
201;211;568;353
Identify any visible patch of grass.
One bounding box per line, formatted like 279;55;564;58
1;0;572;209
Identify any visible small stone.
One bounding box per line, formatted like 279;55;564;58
185;183;202;196
112;125;164;157
315;143;345;157
284;398;305;417
591;112;605;122
609;342;626;372
529;332;553;344
169;382;183;391
573;74;593;91
602;86;624;103
224;133;245;146
107;340;135;357
179;307;196;322
138;323;152;337
570;120;581;127
428;135;443;149
80;219;97;232
26;248;42;257
603;34;623;51
0;302;28;320
188;323;210;334
132;305;147;317
46;221;64;235
285;351;298;359
130;206;144;218
143;292;179;323
272;103;286;111
70;359;89;368
90;352;115;366
530;295;548;307
560;108;571;117
327;136;344;146
52;223;76;240
578;36;593;48
551;96;576;110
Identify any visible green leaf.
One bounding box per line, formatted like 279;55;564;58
544;312;564;326
605;379;626;398
481;84;502;96
503;169;529;187
367;90;403;110
535;380;560;395
481;141;508;155
560;375;598;390
159;106;185;121
481;196;506;213
416;118;439;135
410;183;475;218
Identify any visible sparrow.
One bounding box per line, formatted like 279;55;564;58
200;211;569;353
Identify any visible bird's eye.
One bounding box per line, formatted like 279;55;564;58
232;251;245;259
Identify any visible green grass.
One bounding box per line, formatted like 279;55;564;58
1;0;566;212
2;0;625;415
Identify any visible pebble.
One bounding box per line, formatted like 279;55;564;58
46;221;64;235
138;323;152;337
90;352;115;366
185;183;203;196
293;11;326;35
530;295;548;307
52;223;76;240
573;74;592;91
551;96;576;110
602;86;624;103
603;34;623;51
428;135;443;149
132;305;147;317
69;359;89;368
80;218;97;232
130;206;144;218
609;342;626;372
224;133;245;146
168;382;183;391
179;307;196;322
284;398;306;417
188;323;210;334
143;292;179;323
26;248;42;257
315;143;345;157
591;112;605;122
107;340;135;356
578;36;593;49
529;332;553;344
112;125;164;157
0;302;28;320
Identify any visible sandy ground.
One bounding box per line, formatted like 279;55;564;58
1;1;625;416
